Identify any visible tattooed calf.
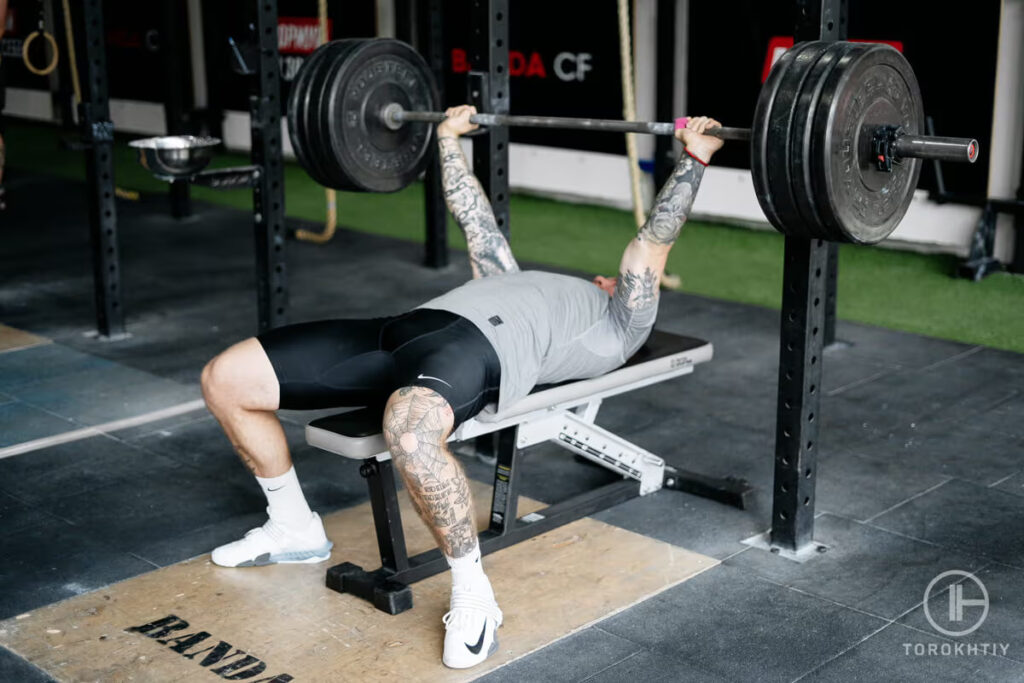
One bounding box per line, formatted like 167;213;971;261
383;386;479;558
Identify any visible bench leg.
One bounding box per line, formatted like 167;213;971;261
364;459;410;572
662;466;755;510
325;458;414;614
544;409;754;509
488;427;520;534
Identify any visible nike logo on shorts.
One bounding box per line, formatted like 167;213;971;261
417;373;453;389
466;623;487;654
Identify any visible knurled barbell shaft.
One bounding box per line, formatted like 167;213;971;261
388;107;752;141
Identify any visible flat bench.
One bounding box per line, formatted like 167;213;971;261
306;329;752;613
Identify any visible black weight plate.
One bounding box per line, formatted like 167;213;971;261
788;42;858;241
304;41;353;188
311;40;368;189
286;42;333;187
291;43;341;188
751;45;798;235
777;42;835;238
285;44;318;182
807;42;873;243
325;38;438;193
752;42;832;238
812;43;875;244
810;43;924;244
296;41;336;187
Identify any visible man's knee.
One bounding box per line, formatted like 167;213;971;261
201;338;278;413
201;353;234;412
382;386;455;460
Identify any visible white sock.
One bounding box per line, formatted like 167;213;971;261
255;466;313;530
447;545;491;594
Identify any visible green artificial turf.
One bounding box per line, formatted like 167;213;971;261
7;120;1024;353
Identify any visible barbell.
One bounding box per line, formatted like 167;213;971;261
286;37;980;244
382;105;973;165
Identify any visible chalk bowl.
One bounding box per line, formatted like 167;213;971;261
129;135;221;181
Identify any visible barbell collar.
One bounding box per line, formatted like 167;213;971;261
893;134;979;164
383;104;753;141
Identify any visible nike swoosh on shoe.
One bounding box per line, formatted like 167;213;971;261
465;623;487;654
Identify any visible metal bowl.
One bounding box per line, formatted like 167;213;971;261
129;135;221;181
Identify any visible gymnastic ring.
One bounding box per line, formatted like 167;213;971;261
22;30;60;76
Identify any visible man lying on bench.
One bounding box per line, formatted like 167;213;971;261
199;106;724;669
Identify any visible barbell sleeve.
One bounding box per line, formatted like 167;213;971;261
892;135;979;164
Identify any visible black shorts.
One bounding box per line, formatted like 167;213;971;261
257;308;501;428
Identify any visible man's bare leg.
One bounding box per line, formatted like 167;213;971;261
201;338;331;566
202;338;290;477
383;386;502;668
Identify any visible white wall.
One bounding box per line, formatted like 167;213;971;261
5;88;167;135
4;87;52;121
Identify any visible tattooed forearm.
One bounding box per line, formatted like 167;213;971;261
638;153;705;246
438;136;520;278
383;386;478;558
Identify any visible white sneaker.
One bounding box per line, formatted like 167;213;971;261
211;511;332;567
441;586;503;669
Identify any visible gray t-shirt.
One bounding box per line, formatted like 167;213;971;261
418;270;655;412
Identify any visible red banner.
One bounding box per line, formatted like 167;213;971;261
278;17;331;55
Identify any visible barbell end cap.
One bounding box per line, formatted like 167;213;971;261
380;103;405;131
967;139;979;164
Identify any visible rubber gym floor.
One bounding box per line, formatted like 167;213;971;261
2;167;1024;679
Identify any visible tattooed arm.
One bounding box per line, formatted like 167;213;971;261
437;105;520;279
610;117;724;327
